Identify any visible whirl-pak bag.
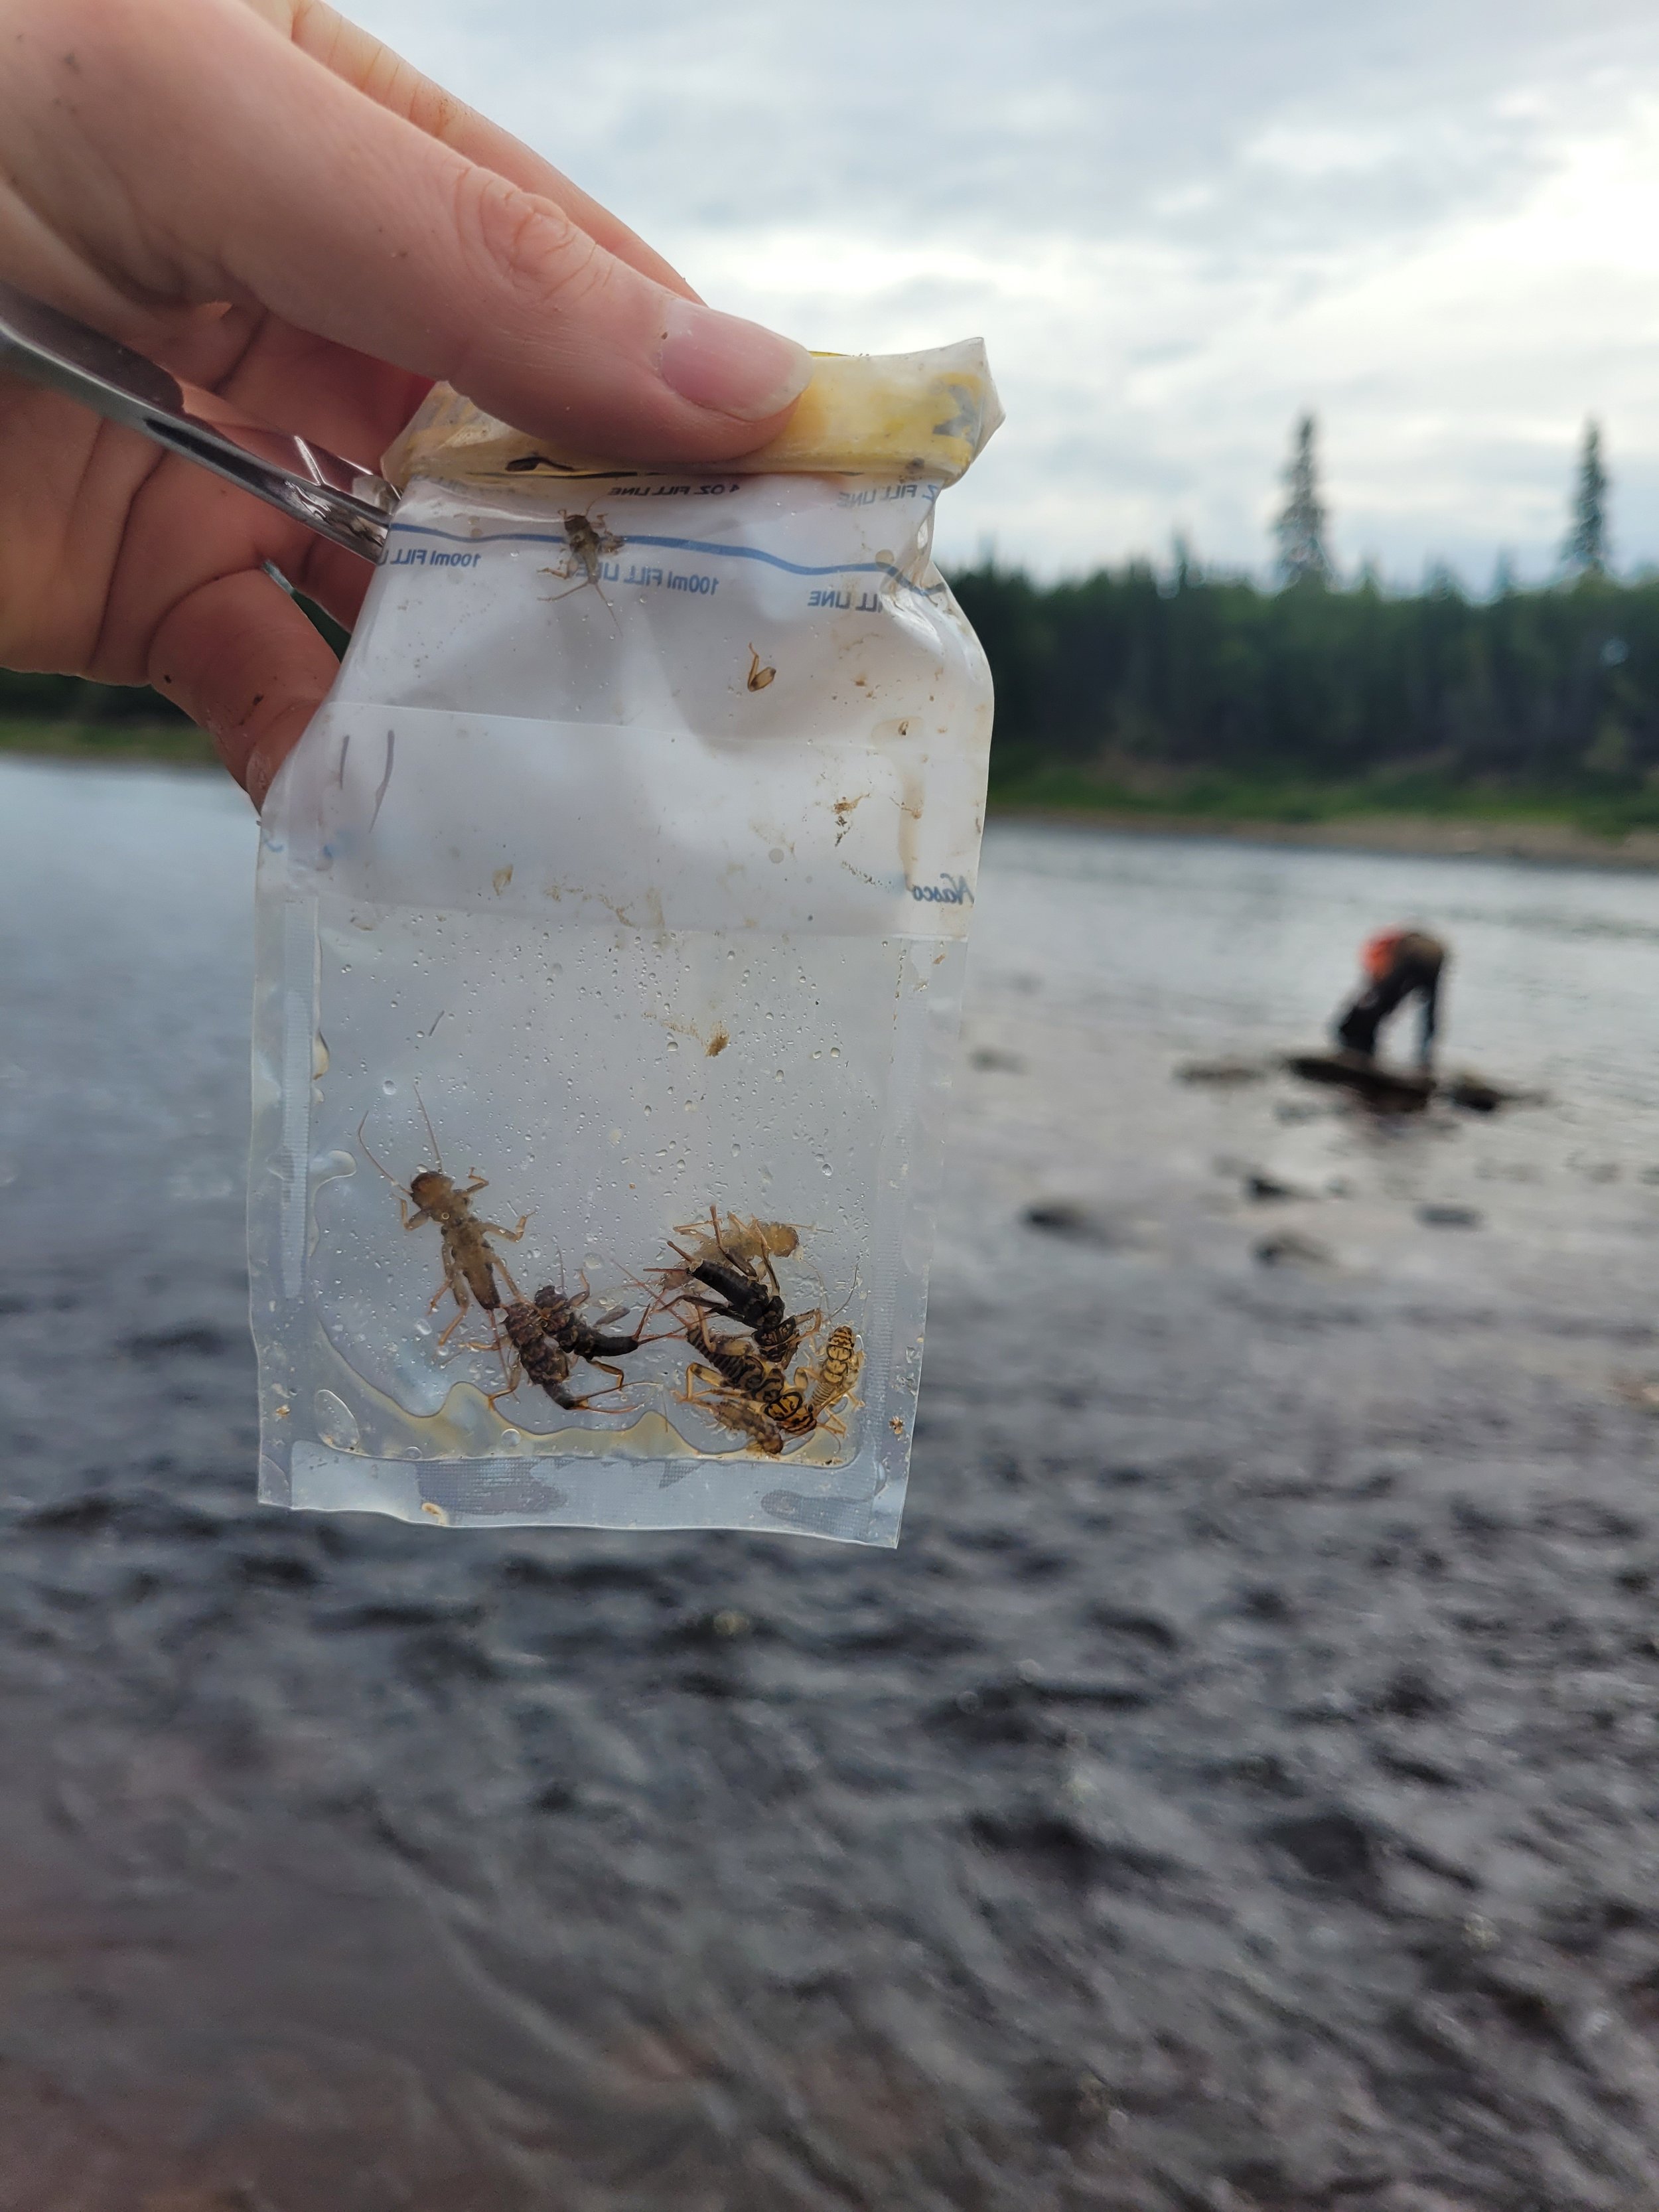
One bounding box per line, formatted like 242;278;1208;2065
250;342;999;1546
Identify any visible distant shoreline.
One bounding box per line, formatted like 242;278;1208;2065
990;803;1659;870
6;725;1658;871
0;719;218;771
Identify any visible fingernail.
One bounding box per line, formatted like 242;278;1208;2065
657;298;812;423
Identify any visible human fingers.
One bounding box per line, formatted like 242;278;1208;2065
0;340;374;796
246;0;699;299
148;565;341;804
94;404;374;797
19;0;810;456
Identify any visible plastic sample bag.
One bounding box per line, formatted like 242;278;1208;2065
250;343;999;1545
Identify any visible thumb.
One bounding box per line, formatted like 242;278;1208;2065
56;0;812;459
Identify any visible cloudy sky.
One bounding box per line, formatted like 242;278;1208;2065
355;0;1659;586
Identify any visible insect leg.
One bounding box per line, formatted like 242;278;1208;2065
485;1360;528;1415
433;1250;472;1344
476;1213;532;1243
580;1358;628;1392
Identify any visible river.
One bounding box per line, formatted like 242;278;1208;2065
2;757;1658;2210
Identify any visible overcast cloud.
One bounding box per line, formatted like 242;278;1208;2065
352;0;1659;584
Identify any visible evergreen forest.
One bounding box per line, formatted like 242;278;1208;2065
951;561;1659;828
6;412;1658;832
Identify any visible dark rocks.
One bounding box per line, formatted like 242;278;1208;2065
1254;1229;1334;1267
1023;1201;1118;1243
1176;1057;1269;1086
1260;1808;1382;1897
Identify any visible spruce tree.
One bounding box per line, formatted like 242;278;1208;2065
1562;419;1609;577
1274;413;1333;586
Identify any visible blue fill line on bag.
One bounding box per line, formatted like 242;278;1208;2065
383;522;943;597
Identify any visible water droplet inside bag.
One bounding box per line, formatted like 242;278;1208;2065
382;1078;397;1094
313;1390;362;1452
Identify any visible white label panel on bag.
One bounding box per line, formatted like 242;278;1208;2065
266;703;981;938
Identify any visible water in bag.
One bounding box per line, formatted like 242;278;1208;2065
250;347;999;1545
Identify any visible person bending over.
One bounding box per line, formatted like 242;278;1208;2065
1333;928;1447;1070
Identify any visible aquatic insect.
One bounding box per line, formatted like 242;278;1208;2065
680;1371;786;1456
683;1313;816;1439
700;1265;822;1370
658;1209;820;1366
672;1209;801;1271
536;509;626;628
683;1309;772;1400
563;507;624;581
801;1324;861;1420
530;1270;681;1396
746;645;776;692
485;1251;673;1412
533;1278;643;1366
490;1299;618;1413
358;1094;527;1345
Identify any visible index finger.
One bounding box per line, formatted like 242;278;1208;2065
248;0;701;301
42;0;810;458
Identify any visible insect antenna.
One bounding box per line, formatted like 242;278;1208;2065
824;1262;862;1327
410;1079;444;1175
356;1112;407;1195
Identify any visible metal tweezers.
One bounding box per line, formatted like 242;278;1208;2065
0;277;396;561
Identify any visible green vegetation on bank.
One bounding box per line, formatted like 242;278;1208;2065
0;663;213;767
0;590;345;772
987;760;1659;842
8;561;1659;841
0;715;218;768
950;560;1659;837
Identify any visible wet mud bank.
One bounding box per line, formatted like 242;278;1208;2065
3;774;1659;2209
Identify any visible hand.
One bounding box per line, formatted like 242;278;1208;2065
0;0;810;802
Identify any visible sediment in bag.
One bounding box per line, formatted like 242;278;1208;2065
250;345;999;1545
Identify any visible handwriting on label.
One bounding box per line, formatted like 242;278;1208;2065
908;873;974;906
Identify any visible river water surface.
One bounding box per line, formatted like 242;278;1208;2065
3;760;1659;2211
